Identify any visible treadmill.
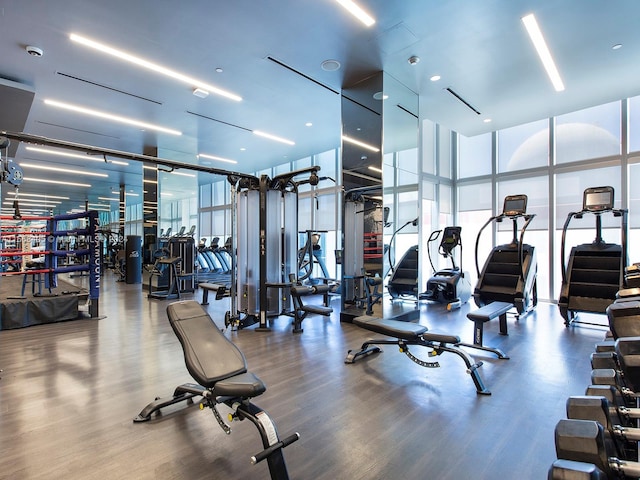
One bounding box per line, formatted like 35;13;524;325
473;194;538;315
558;186;628;326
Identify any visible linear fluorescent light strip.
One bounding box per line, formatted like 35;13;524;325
20;162;109;177
335;0;375;26
198;153;238;164
8;192;70;200
44;99;182;135
69;33;242;102
25;177;91;188
342;134;380;152
253;130;295;145
26;146;129;166
98;197;120;201
521;13;565;92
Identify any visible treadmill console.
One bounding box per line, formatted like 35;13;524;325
502;194;528;217
583;186;614;212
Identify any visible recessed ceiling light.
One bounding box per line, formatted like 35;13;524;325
305;122;313;127
321;59;341;71
26;177;91;188
8;192;70;200
215;67;224;73
25;146;129;166
198;153;238;164
20;162;109;177
342;135;380;152
372;92;388;100
44;99;182;135
240;147;246;151
69;33;242;102
334;0;375;27
612;43;623;50
193;87;209;98
430;75;441;82
521;13;565;92
253;130;295;145
483;118;492;123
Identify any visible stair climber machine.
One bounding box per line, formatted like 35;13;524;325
422;226;472;311
474;194;538;316
386;217;420;302
558;185;628;327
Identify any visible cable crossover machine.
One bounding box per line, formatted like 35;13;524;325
474;194;538;316
558;185;628;326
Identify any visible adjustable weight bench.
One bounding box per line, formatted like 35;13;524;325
133;300;299;480
345;316;490;395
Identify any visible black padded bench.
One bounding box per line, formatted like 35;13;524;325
290;284;333;333
198;282;227;305
345;315;490;395
458;301;512;359
133;300;299;479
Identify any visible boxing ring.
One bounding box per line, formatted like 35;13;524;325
0;210;99;330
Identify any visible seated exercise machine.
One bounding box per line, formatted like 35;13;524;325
422;226;472;310
134;300;299;480
345;315;490;395
474;194;537;316
558;186;628;327
289;282;333;333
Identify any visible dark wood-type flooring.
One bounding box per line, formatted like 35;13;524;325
0;272;607;479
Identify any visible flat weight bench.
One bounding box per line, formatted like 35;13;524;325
458;301;512;359
198;282;227;305
345;315;490;395
133;300;299;480
290;284;333;333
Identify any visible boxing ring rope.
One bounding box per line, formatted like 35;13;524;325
0;211;101;317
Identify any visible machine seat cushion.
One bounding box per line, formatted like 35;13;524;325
467;301;513;323
353;316;427;341
353;316;460;344
213;372;266;398
199;282;224;291
301;304;333;316
167;300;251;390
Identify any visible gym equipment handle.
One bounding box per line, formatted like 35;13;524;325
250;432;300;465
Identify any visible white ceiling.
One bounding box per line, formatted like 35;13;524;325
0;0;639;213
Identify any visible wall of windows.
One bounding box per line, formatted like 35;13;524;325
454;96;638;302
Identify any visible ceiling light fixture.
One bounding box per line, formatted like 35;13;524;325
198;153;238;164
20;162;109;177
521;13;565;92
7;192;70;200
25;146;130;166
321;59;341;71
193;87;209;98
69;33;242;102
44;99;183;135
612;43;623;50
165;171;196;178
2;199;61;205
253;130;295;145
25;177;91;187
341;134;380;152
98;197;120;201
430;75;441;82
334;0;375;27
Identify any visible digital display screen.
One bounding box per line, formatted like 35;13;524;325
503;197;526;215
584;191;612;210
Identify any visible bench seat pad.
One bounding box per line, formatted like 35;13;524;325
467;301;513;322
167;301;265;398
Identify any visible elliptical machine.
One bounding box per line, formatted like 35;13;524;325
474;194;537;316
558;186;628;326
422;226;472;310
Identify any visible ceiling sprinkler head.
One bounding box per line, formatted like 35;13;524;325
26;45;44;57
408;55;420;65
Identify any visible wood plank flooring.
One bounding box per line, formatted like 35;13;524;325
0;272;607;479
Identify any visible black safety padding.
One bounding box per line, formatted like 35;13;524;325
547;459;607;480
554;419;608;473
615;336;640;391
290;286;314;297
312;284;331;294
606;301;640;338
167;301;253;390
353;316;427;341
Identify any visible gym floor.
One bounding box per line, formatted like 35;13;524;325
0;272;605;479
